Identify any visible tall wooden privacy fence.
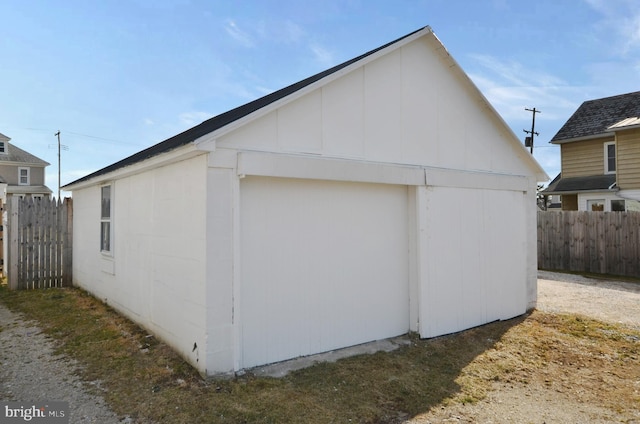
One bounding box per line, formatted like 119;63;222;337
5;196;73;289
537;210;640;278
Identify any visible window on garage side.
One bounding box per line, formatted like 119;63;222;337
100;185;112;253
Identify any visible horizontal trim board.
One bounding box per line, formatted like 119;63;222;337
552;134;615;144
237;151;530;191
425;167;530;192
237;152;426;185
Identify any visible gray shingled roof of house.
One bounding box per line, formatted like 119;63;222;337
551;91;640;143
0;143;50;165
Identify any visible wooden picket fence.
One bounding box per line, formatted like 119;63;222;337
5;196;73;289
537;210;640;278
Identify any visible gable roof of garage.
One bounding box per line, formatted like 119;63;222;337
64;27;427;188
65;26;547;189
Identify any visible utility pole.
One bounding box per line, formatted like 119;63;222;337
523;107;541;154
55;131;61;200
50;132;68;200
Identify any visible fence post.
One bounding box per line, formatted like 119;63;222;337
62;198;73;287
7;197;19;290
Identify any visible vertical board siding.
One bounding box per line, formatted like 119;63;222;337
7;197;72;289
240;177;409;369
538;211;640;278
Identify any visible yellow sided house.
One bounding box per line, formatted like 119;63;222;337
63;27;547;376
543;91;640;211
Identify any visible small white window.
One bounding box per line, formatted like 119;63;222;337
0;141;7;154
18;167;30;185
604;142;616;174
100;185;112;253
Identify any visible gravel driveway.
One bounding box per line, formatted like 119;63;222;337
537;270;640;329
2;272;639;423
0;303;124;423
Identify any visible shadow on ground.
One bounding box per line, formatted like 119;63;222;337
270;314;528;424
0;285;526;424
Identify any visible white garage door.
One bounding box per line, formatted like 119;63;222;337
240;176;409;368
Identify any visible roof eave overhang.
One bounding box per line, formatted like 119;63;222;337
0;159;50;167
63;144;203;191
542;188;619;195
7;185;53;194
550;133;614;144
606;124;640;132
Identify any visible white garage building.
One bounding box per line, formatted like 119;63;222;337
64;26;547;376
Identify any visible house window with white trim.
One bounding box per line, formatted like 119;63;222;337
100;185;112;253
604;142;616;174
611;199;625;211
18;167;30;185
0;141;7;154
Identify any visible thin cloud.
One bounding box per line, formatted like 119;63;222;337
282;20;305;44
256;19;306;44
179;111;212;126
310;44;335;67
584;0;640;55
254;86;275;96
224;19;254;48
620;14;640;54
467;54;580;121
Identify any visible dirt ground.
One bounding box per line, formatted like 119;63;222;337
406;271;640;424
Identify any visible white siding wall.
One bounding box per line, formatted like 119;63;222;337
419;184;528;337
238;177;409;369
204;166;237;374
72;154;209;373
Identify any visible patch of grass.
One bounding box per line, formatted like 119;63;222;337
1;286;639;423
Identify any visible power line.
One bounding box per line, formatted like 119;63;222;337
63;131;132;145
4;126;134;146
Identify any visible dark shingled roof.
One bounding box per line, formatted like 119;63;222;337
551;91;640;143
64;26;428;188
542;173;617;194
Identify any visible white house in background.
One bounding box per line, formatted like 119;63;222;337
63;26;548;376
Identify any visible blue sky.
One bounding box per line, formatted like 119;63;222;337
1;0;639;197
